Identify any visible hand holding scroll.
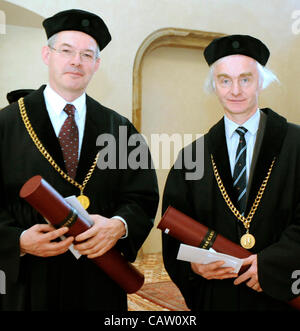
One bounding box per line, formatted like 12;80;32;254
20;224;74;257
74;215;126;259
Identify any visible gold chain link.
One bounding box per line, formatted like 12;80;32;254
211;154;275;230
18;97;99;194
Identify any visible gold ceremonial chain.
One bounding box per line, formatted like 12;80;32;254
18;97;99;209
211;154;275;249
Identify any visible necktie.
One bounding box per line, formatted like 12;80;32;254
233;126;248;215
58;104;79;179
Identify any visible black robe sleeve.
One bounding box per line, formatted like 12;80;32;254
0;125;23;283
113;119;159;262
258;197;300;302
0;208;23;283
257;122;300;302
161;149;202;308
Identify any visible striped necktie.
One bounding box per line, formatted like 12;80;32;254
58;104;79;179
233;126;248;215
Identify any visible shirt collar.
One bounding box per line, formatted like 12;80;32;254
224;109;261;139
44;84;86;119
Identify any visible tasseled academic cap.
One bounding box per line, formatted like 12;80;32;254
42;9;111;51
6;89;35;104
204;34;270;66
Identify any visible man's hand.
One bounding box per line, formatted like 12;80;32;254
191;260;238;280
73;215;126;259
20;224;74;257
234;254;262;292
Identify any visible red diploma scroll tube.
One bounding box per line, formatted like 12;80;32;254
19;175;144;294
158;206;250;258
157;205;300;310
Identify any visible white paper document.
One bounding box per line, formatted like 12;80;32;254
65;195;92;221
177;243;243;274
62;195;94;260
44;196;93;260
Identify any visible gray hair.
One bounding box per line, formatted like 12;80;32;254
47;33;101;59
204;58;279;94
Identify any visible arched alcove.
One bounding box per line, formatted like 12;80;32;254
0;0;44;28
133;28;225;253
132;28;224;132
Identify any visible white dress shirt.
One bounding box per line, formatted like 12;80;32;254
224;109;261;184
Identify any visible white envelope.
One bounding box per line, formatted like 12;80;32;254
177;243;243;274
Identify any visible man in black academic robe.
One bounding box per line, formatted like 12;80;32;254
162;35;300;310
0;10;158;311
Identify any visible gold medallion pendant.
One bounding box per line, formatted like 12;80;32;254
77;195;90;210
240;233;256;249
211;155;276;250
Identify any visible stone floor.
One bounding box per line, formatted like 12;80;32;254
127;252;172;311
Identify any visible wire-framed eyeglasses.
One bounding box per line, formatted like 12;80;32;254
49;46;97;63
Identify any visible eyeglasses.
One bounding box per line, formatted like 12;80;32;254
49;46;97;63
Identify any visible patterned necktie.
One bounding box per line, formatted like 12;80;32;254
233;126;248;215
58;104;79;179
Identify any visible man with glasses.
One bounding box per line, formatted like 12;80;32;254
162;34;300;310
0;9;158;311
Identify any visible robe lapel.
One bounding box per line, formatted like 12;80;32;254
245;108;288;215
246;111;267;204
207;117;238;204
22;85;67;173
75;95;108;184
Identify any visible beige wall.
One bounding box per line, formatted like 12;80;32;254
1;0;300;253
2;0;300;117
0;24;47;93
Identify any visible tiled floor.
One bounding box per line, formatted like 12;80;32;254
132;252;170;283
127;252;172;311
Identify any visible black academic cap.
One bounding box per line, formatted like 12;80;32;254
6;89;35;104
204;34;270;66
42;9;111;51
